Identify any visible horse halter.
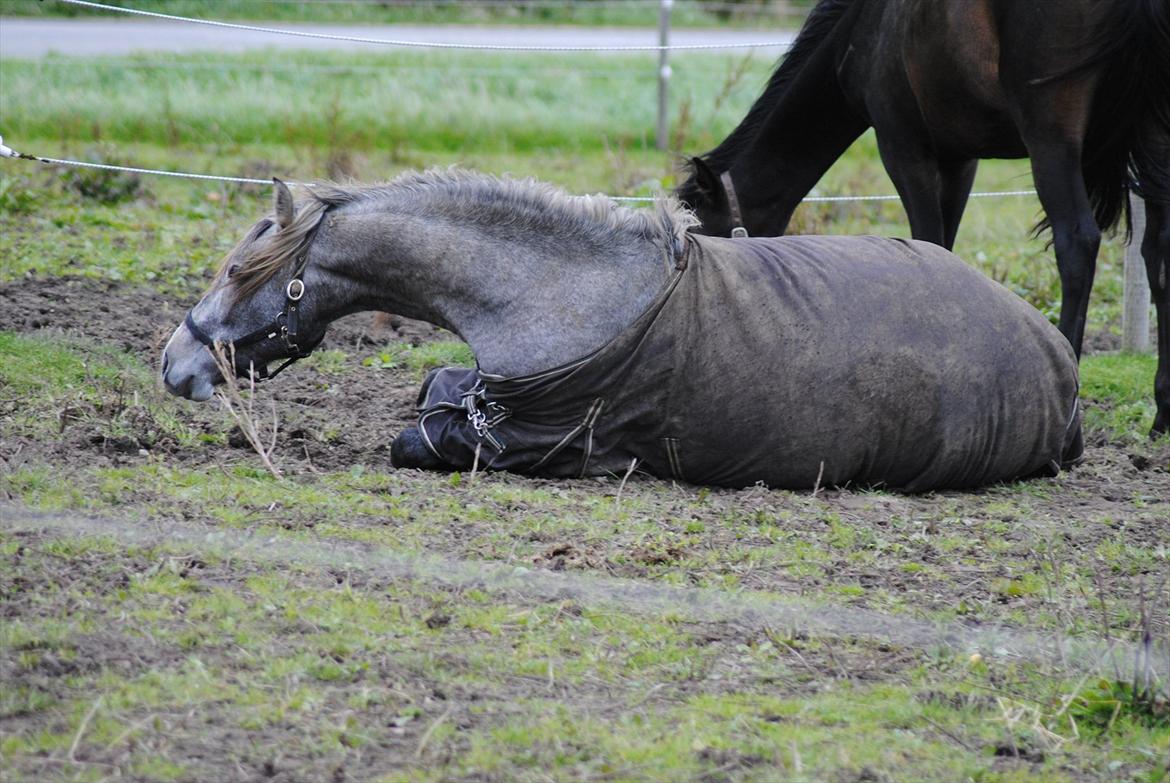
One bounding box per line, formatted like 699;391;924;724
183;245;318;383
719;171;749;239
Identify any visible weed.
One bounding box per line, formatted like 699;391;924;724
362;341;474;376
0;174;41;214
58;146;145;204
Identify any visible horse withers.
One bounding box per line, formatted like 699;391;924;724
162;172;1082;492
676;0;1170;435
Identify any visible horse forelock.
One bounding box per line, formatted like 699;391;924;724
218;198;331;301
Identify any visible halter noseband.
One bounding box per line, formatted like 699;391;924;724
719;171;749;239
183;238;318;383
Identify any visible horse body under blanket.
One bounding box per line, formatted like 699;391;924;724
161;171;1080;493
416;234;1081;491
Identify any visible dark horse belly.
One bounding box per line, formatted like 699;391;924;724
409;235;1082;492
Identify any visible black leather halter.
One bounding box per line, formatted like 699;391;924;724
183;241;319;382
719;171;749;239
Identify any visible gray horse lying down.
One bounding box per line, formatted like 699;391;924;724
401;233;1082;492
161;171;1081;492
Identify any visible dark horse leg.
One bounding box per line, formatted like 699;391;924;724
874;137;949;246
939;160;978;251
1144;198;1170;434
1027;142;1101;359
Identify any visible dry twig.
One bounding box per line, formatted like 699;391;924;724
209;341;283;480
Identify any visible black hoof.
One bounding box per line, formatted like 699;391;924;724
1151;411;1169;440
390;427;450;470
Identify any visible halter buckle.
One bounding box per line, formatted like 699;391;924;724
286;278;305;301
730;226;749;239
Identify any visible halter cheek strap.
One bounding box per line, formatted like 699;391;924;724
720;171;750;239
182;246;317;383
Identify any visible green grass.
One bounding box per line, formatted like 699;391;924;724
0;50;777;156
362;340;475;375
1080;354;1160;440
3;525;1165;782
0;48;1131;327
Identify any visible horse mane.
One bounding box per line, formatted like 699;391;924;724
688;0;857;175
225;169;697;300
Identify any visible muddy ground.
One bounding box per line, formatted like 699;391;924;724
2;274;1169;617
2;273;1166;497
2;274;1169;782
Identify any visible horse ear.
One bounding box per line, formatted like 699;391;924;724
273;177;295;229
690;157;722;199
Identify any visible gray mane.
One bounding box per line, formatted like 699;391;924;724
312;168;697;252
229;168;696;299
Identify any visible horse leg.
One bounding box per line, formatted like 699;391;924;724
1028;146;1100;358
390;427;452;471
939;159;978;251
874;136;947;245
1143;198;1170;434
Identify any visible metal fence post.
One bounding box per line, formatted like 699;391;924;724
1122;192;1152;353
656;0;673;151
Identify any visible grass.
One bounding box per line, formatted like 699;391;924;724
0;49;778;156
362;340;475;374
3;523;1167;782
0;48;1132;328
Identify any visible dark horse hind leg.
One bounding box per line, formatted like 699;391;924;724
1144;199;1170;434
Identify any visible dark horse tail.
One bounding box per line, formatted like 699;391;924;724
1042;0;1170;236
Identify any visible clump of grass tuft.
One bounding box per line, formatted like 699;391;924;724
210;341;284;480
362;341;474;376
59;146;146;204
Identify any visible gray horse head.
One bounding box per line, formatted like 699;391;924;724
163;169;695;401
162;179;333;400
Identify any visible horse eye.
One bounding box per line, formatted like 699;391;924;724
227;264;240;278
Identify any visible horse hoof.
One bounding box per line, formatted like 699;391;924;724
391;427;449;470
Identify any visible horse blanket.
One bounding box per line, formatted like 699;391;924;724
413;234;1083;491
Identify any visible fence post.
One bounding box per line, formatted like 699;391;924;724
1122;192;1151;353
656;0;673;151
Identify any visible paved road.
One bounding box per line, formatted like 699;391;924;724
0;18;793;58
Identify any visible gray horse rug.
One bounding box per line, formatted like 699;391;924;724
411;234;1083;492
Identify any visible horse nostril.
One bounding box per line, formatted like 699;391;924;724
161;351;170;375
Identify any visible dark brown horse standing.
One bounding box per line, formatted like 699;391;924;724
677;0;1170;435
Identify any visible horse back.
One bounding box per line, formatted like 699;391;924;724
842;0;1141;160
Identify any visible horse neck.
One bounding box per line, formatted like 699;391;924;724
711;3;870;233
315;201;673;377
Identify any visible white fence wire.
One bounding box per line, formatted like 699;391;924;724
0;136;1040;205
